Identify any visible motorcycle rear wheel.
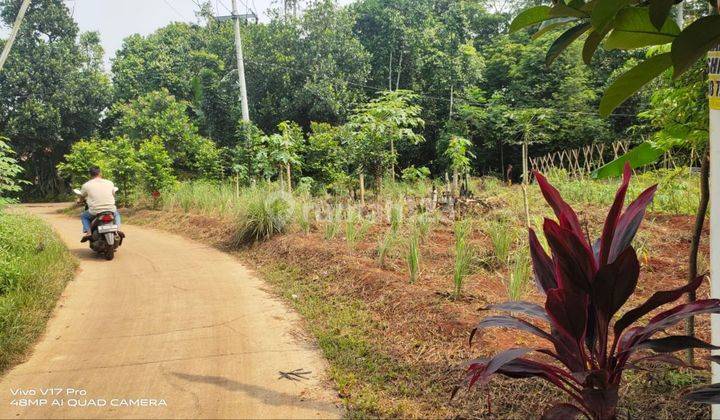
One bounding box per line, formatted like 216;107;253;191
104;247;115;261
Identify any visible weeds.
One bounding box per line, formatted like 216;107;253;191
453;219;473;298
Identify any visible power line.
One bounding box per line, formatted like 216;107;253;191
216;0;232;13
162;0;189;20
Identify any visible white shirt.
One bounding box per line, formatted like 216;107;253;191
80;178;117;215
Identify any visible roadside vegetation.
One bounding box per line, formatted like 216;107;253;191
0;139;76;372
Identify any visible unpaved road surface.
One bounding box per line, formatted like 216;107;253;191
0;203;340;419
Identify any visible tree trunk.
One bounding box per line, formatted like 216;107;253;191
452;169;458;197
286;163;292;192
390;138;396;182
359;172;365;206
686;149;710;363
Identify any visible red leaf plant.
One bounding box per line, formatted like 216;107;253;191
459;164;720;419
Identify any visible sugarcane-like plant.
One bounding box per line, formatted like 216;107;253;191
459;164;720;419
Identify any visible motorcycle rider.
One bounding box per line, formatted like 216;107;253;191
79;167;122;242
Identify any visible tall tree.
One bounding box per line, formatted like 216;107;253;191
0;0;111;197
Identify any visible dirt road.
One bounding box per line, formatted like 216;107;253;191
0;203;340;419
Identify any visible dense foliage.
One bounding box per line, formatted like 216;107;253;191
1;0;687;196
0;0;110;197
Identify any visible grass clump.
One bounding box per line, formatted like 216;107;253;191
485;220;515;266
406;230;421;284
233;187;295;245
505;247;531;301
377;228;396;268
324;206;343;240
0;211;76;373
452;219;473;298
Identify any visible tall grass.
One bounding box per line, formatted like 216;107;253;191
377;228;396;268
453;220;473;298
233;188;295;245
413;212;434;242
505;247;531;301
389;202;403;234
0;212;76;372
345;207;373;249
486;220;514;266
406;230;421;284
324;206;343;240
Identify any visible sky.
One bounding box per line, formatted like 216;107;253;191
2;0;352;71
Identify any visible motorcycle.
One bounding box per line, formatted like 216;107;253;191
73;189;124;260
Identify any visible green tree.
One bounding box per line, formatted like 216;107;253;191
0;137;25;200
137;137;176;194
109;89;221;177
0;0;111;197
56;140;110;188
302;122;348;188
104;138;143;205
349;90;425;188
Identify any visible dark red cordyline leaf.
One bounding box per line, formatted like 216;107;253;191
645;299;720;333
581;386;619;419
541;403;586;420
544;219;596;293
710;355;720;365
592;247;640;321
635;335;719;353
599;164;631;265
535;171;586;241
470;315;554;345
684;384;720;404
488;301;550;322
492;358;582;395
546;288;588;343
466;348;532;388
608;184;658;263
529;229;556;293
621;299;720;353
614;276;705;338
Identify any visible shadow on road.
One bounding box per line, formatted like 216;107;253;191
170;372;336;414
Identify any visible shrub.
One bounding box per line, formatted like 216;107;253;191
458;164;720;419
0;137;26;202
401;165;430;183
138;136;176;195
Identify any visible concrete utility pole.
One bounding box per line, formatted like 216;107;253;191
0;0;31;73
231;0;250;122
